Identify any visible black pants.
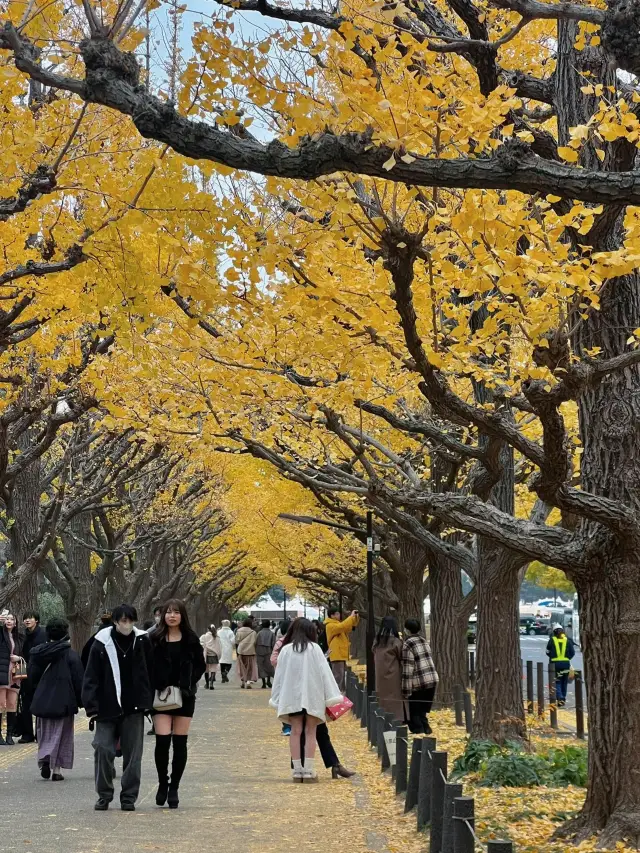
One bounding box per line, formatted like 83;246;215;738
407;685;436;734
221;664;232;678
18;682;35;740
295;722;339;769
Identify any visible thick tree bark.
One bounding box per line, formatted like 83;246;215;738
472;544;527;742
61;510;97;652
6;433;41;616
429;554;470;706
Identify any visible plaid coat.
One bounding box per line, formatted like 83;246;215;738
402;635;439;698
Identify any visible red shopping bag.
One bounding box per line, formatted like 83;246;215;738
326;696;354;721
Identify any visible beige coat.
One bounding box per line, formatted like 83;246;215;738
373;636;406;722
235;626;257;656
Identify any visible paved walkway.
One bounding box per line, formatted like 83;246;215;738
0;670;422;853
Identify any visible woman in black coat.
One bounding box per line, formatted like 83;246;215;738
29;617;84;781
150;599;206;809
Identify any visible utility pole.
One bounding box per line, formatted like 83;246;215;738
366;510;375;695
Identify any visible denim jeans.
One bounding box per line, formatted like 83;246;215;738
555;672;569;702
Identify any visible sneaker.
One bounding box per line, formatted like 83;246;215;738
121;803;135;811
94;799;110;811
282;724;292;736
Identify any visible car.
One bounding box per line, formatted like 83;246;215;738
467;617;477;644
520;616;549;636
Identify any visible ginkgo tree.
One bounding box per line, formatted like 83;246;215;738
6;0;640;841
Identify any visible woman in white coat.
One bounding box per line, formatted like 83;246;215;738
270;618;342;783
218;620;235;683
200;625;222;689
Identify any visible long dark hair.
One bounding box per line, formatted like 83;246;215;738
281;617;317;653
375;615;400;647
153;599;197;643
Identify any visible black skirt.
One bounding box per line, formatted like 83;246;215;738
152;692;196;718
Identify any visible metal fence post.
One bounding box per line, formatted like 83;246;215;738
376;709;385;759
575;670;585;740
536;661;545;717
548;662;558;729
453;796;474;853
453;684;464;726
442;782;463;853
429;751;448;853
526;660;534;714
463;691;473;734
395;725;408;795
417;736;437;830
405;739;422;813
360;685;368;729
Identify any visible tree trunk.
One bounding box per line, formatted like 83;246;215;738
567;570;640;846
472;544;527;742
62;510;98;652
388;537;427;628
429;554;469;707
6;439;41;617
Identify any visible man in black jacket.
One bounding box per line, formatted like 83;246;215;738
82;604;153;811
18;611;47;743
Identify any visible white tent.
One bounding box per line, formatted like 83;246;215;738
244;594;320;621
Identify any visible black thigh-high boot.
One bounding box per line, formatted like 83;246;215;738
5;712;16;745
154;734;172;805
168;735;188;809
204;672;209;688
0;714;5;745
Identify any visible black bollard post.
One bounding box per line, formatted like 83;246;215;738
526;660;534;715
395;725;408;795
487;842;514;853
453;796;475;853
368;698;378;746
417;736;437;831
453;684;464;726
429;751;448;853
548;662;558;729
575;670;585;740
376;711;386;763
405;738;422;813
468;650;475;686
537;661;545;717
354;681;362;720
442;782;463;853
462;691;473;734
360;686;368;729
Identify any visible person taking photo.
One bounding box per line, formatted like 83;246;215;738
325;605;359;692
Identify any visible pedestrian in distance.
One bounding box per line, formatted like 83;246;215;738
81;612;114;669
150;599;206;809
402;618;439;735
313;619;328;654
271;619;354;779
256;619;275;689
373;616;405;723
325;604;359;692
0;611;23;746
546;623;575;707
235;618;258;688
271;619;292;735
17;611;47;743
29;617;84;781
200;624;221;689
218;620;235;683
82;603;154;812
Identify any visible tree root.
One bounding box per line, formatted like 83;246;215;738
553;811;640;850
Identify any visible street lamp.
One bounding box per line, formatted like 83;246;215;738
278;510;378;694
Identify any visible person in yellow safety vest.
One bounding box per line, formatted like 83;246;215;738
546;624;575;706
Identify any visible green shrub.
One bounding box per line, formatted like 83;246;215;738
453;739;587;788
